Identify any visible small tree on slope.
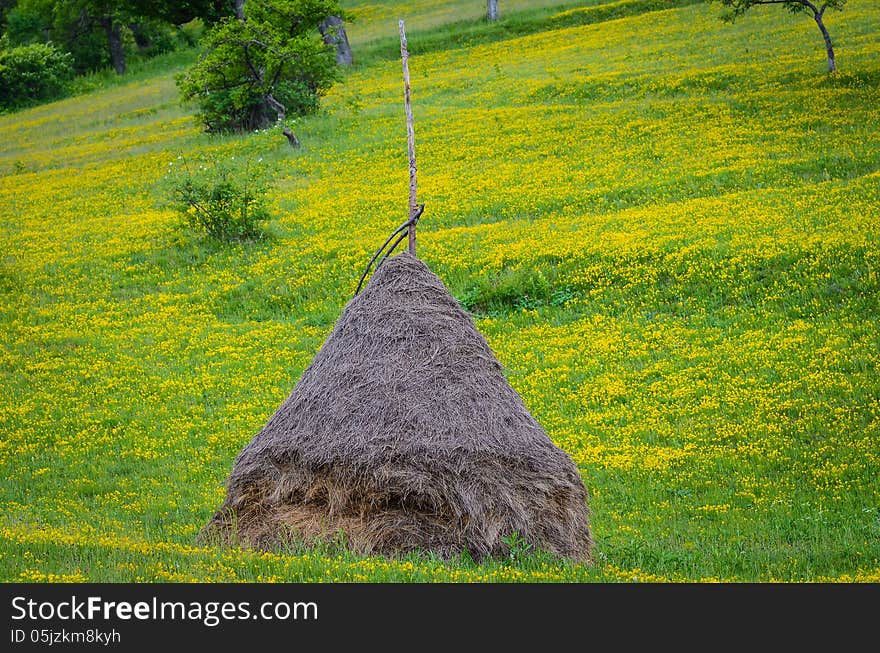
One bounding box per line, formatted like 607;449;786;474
177;0;343;144
717;0;846;73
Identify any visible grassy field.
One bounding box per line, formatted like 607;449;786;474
1;0;879;582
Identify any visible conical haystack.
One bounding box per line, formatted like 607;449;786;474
201;253;592;561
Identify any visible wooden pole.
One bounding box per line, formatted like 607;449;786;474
399;19;418;256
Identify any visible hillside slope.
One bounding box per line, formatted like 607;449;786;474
1;2;878;582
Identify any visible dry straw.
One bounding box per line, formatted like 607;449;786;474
201;253;592;561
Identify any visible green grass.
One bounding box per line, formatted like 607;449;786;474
343;0;706;66
66;46;201;98
0;1;878;582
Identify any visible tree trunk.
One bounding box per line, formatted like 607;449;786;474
99;16;126;75
487;0;499;21
814;13;836;73
265;94;300;148
319;16;353;66
234;0;245;21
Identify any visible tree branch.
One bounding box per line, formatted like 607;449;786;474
269;64;285;89
354;204;425;296
197;78;251;92
242;44;261;83
748;0;821;14
212;35;302;62
265;93;300;148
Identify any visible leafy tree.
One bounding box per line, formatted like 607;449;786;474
4;1;231;75
91;2;127;74
126;0;234;27
3;1;52;46
7;1;129;73
123;0;243;38
177;0;343;144
4;1;123;73
717;0;846;72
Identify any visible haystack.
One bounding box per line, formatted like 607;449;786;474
201;252;592;561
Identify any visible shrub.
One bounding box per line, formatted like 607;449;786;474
457;268;554;314
166;154;274;242
176;0;342;135
0;41;74;110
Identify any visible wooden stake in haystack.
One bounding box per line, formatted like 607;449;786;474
399;19;419;255
353;20;425;296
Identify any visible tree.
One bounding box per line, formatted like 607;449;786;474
6;1;130;74
717;0;846;72
95;9;125;74
126;0;234;26
5;1;232;75
177;0;343;145
487;0;499;21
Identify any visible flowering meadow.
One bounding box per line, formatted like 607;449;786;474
1;1;878;582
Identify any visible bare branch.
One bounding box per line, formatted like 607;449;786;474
265;93;300;148
242;44;262;83
354;204;425;296
747;0;821;13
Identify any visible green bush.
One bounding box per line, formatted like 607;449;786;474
177;0;342;134
166;154;274;242
456;268;555;314
0;41;74;110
